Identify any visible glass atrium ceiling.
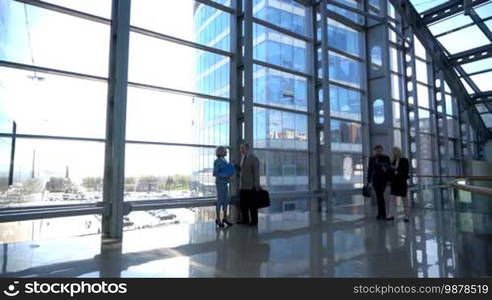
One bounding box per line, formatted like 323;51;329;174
410;0;492;130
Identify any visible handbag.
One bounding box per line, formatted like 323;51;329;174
255;189;270;209
362;185;371;198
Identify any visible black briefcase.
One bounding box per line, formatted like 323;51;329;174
255;189;270;209
362;185;371;198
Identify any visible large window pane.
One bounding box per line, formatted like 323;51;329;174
0;67;107;138
393;101;402;128
2;139;104;208
332;153;363;188
126;87;229;146
445;94;456;116
125;145;217;200
390;47;400;73
420;134;433;159
253;23;307;73
329;51;362;88
328;0;364;25
447;117;458;138
481;113;492;128
418;109;432;134
253;108;308;150
253;65;308;111
415;59;428;83
44;0;111;18
417;84;430;109
253;0;308;36
0;1;110;76
470;71;492;92
255;150;308;192
330;120;362;153
129;32;230;98
329;85;362;121
391;74;401;100
437;26;489;55
0;138;11;191
328;19;362;57
131;1;231;52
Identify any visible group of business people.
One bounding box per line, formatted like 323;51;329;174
212;143;261;228
213;142;411;227
367;145;411;222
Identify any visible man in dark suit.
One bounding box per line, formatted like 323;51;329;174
237;143;261;226
367;145;392;220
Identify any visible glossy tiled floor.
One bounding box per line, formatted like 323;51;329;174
1;202;492;278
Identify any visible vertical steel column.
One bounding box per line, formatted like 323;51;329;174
8;122;16;186
229;0;242;220
361;0;372;186
434;70;450;208
319;0;333;207
461;112;472;161
366;0;395;159
427;61;442;209
454;96;465;171
102;0;131;240
307;1;321;213
243;0;254;148
401;27;421;204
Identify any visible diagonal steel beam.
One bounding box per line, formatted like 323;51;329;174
389;0;491;140
421;0;490;24
469;8;492;42
448;44;492;65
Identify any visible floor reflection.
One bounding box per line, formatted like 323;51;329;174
1;200;492;278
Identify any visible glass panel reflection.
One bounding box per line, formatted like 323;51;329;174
0;0;110;76
1;139;104;208
126;87;229;146
253;23;307;73
254;107;308;150
331;153;363;188
131;0;231;52
0;67;107;138
125;144;218;200
255;150;309;192
253;0;308;36
129;32;230;98
253;65;308;111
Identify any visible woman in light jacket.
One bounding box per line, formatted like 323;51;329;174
213;146;233;228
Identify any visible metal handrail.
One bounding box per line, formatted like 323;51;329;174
449;178;492;197
408;175;492;197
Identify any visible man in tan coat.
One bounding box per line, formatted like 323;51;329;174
237;143;260;226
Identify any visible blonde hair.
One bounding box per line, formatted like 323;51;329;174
215;146;227;157
392;146;402;160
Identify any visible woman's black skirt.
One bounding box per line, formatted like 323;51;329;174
390;175;408;197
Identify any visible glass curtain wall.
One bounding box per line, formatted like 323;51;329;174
125;0;232;201
0;0;480;241
252;0;309;197
0;0;110;210
318;0;366;202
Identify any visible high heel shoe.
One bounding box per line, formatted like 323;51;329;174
215;219;224;228
223;219;233;227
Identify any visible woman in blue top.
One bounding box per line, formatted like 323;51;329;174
213;146;234;228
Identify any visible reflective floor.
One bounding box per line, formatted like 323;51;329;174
1;201;492;278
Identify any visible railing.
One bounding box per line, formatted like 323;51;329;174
0;190;324;223
414;175;492;197
448;177;492;197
